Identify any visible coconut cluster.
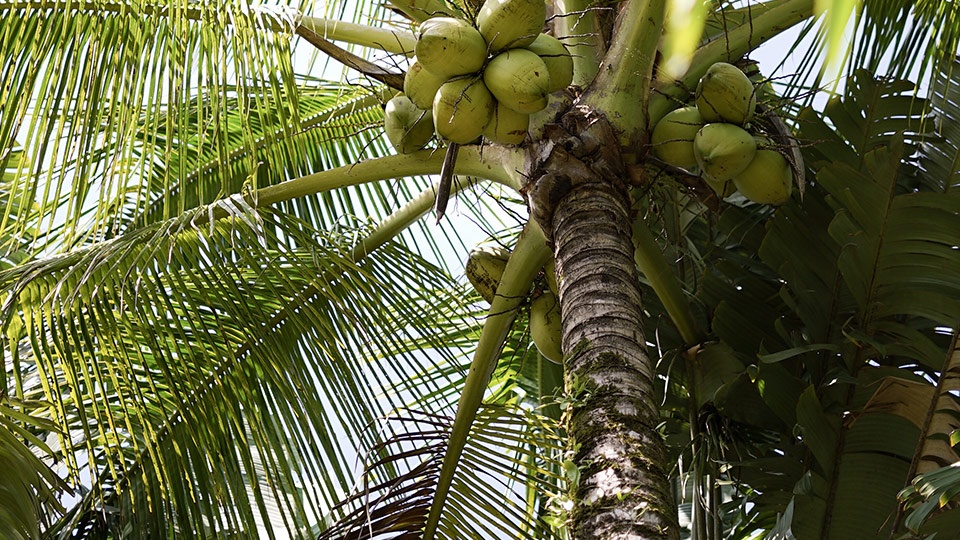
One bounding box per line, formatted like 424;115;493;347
383;0;574;153
652;62;794;206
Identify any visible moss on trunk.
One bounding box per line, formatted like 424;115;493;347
526;108;679;539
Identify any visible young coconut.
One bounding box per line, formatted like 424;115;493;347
693;123;757;182
732;139;793;205
465;244;511;303
483;102;530;145
525;33;574;92
530;290;562;362
384;94;434;154
416;17;488;79
483;49;551;114
695;62;757;125
651;106;704;169
433;77;495;144
477;0;546;53
404;57;447;110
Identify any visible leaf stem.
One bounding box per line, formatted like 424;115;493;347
553;0;606;87
422;219;552;540
299;16;416;56
296;25;407;90
253;145;523;210
580;0;666;143
3;146;524;281
632;218;702;345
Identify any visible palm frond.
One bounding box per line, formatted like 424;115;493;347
796;68;932;168
899;461;960;537
769;0;960;104
643;68;960;536
889;54;960;536
1;0;528;282
2;194;483;537
0;401;71;539
317;405;567;540
0;0;301;252
0;146;37;270
916;55;960;192
769;76;958;536
128;84;386;229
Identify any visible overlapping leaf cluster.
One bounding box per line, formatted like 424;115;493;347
638;68;960;537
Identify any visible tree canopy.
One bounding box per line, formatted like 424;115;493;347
2;0;960;538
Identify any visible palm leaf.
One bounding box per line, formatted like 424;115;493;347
900;462;960;537
661;68;960;536
889;53;960;535
777;0;960;106
0;401;71;539
317;405;567;540
128;84;387;229
0;0;302;251
916;55;960;192
2;194;484;537
796;69;931;168
778;80;958;536
0;0;492;268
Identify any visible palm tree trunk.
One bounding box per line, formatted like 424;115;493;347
528;108;678;539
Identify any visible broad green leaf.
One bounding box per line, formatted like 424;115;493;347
758;343;840;364
796;386;839;475
692;341;744;406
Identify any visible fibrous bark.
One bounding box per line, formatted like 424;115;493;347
525;108;679;539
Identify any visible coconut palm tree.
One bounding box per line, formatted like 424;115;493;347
3;0;960;538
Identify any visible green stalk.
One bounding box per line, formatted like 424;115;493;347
553;0;605;87
350;180;460;261
299;17;416;56
5;147;525;280
632;217;702;345
648;0;815;124
580;0;666;144
254;145;523;208
521;445;538;539
683;346;708;540
422;220;551;540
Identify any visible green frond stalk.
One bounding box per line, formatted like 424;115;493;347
296;26;407;89
1;145;523;280
423;219;552;540
234;144;524;212
553;0;605;86
632;218;702;345
581;0;665;143
300;16;417;55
